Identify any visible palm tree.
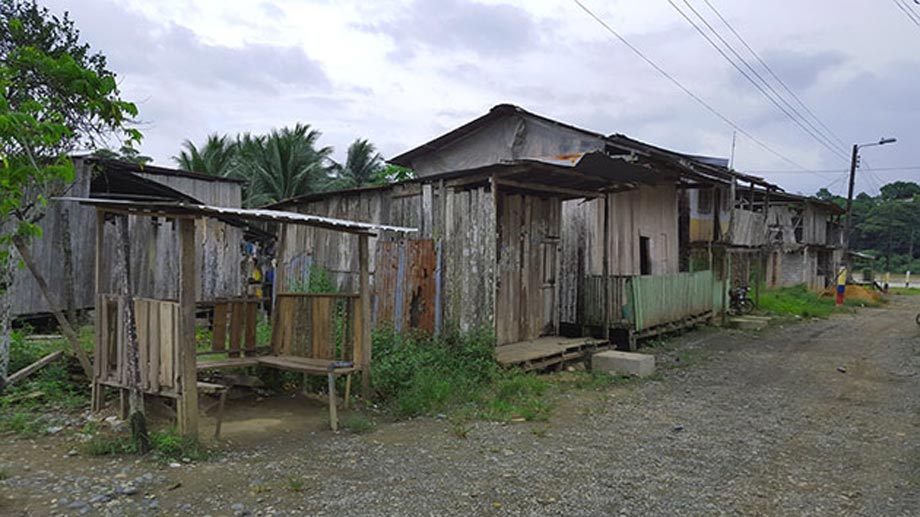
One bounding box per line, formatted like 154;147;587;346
328;138;385;189
173;134;238;177
237;124;333;206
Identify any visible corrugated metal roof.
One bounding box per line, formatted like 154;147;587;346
55;197;417;236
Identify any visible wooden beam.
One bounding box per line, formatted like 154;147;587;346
493;178;602;199
602;193;611;343
176;217;199;438
7;351;63;385
92;210;106;411
358;233;372;400
11;236;93;379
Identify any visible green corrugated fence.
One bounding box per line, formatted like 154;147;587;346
627;270;715;332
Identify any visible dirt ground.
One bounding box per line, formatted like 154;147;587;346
1;297;918;516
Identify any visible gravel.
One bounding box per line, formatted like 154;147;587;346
1;298;917;516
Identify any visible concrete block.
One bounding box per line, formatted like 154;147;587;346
592;351;655;378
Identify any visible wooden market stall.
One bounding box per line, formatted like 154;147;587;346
62;197;415;439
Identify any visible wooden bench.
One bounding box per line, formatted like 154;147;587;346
196;355;354;431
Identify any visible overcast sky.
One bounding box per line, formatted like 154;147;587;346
45;0;920;196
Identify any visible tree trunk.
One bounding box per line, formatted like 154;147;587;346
0;241;14;391
115;215;150;454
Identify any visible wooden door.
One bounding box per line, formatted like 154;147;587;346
495;193;562;345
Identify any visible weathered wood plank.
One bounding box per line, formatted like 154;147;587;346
212;302;227;352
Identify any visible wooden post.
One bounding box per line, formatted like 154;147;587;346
177;218;199;438
358;233;372;400
602;193;611;342
115;215;150;453
92;210;106;411
490;176;500;332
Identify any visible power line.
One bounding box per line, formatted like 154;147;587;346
699;0;848;150
749;165;920;174
892;0;920;26
570;0;816;172
667;0;850;162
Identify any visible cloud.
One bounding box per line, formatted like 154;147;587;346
49;0;329;94
759;49;848;91
361;0;538;60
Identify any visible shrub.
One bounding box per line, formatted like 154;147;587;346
371;327;552;421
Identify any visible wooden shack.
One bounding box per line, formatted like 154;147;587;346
11;157;251;319
273;105;737;362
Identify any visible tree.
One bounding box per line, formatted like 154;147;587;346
173;133;237;177
328;138;385;189
879;181;920;201
92;145;152;165
235;124;332;206
1;1;138;385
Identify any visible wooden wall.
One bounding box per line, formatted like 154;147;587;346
10;164;95;316
12;160;245;317
580;184;680;277
277;182;496;334
495;193;560;344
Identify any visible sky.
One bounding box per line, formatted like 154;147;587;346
42;0;920;197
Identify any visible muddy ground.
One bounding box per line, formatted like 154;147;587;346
1;297;918;516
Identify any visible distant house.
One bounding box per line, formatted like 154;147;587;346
12;157;256;319
271;105;741;360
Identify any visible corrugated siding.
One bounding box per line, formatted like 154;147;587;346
629;270;714;331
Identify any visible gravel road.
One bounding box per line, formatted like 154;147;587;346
1;298;918;516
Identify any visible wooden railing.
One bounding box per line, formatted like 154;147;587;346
271;293;362;365
207;297;263;357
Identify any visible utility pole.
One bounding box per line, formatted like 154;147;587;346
842;144;859;267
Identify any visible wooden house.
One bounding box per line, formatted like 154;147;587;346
11;157;255;319
272;105;736;363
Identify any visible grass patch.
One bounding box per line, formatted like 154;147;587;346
285;475;305;493
341;414;375;434
758;284;838;318
889;287;920;296
1;328;91;436
83;427;208;461
371;327;552;422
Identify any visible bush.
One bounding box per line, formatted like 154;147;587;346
371;327;550;421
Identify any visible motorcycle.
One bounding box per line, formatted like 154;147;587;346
729;286;755;315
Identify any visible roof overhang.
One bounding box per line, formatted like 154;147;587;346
54;197;418;236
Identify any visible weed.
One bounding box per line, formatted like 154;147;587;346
0;468;7;481
451;421;471;439
341;414;375;434
531;427;548;438
285;475;305;493
82;427;207;461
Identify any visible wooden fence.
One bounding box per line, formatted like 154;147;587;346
207;298;262;357
95;295;182;397
271;293;361;365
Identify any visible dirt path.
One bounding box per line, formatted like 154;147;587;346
1;299;918;516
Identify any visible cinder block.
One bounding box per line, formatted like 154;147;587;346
592;351;655;378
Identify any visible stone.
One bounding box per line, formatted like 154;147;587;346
592;351;656;378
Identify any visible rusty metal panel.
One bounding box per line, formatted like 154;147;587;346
373;239;438;332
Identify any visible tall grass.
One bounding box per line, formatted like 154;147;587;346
371;327;551;421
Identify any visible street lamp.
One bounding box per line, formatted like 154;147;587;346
839;137;897;303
